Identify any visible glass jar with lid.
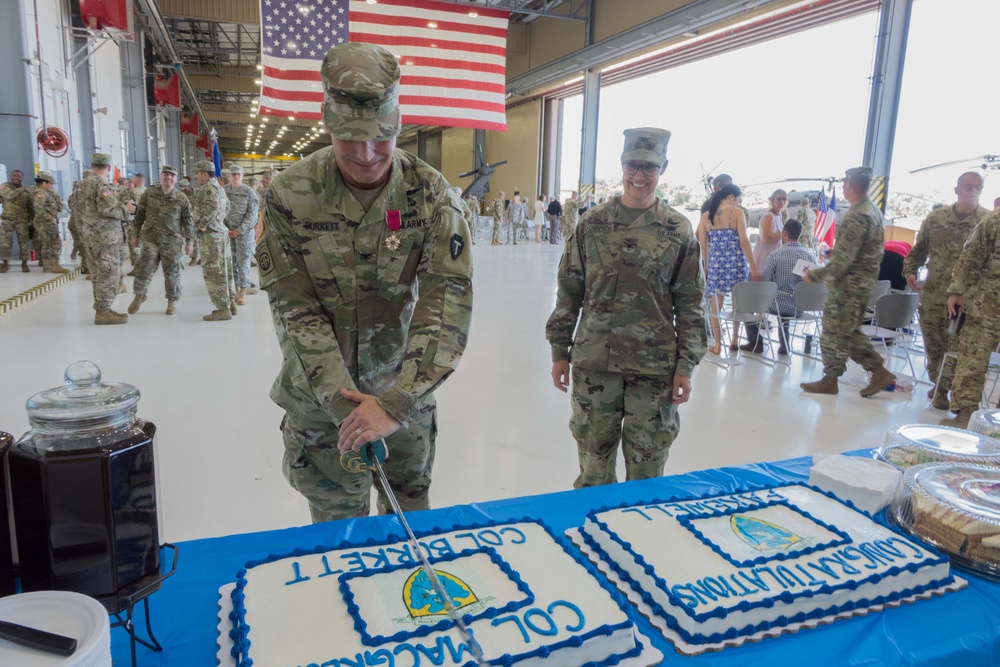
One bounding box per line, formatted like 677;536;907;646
7;361;159;599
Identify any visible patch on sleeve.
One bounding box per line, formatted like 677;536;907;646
255;229;296;289
429;205;473;279
450;234;465;260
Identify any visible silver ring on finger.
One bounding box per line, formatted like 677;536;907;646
355;428;364;436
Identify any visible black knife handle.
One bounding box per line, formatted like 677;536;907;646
0;620;78;656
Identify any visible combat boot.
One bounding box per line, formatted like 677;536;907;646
940;409;974;429
118;278;128;294
0;260;8;273
127;268;136;277
70;248;78;260
230;299;238;316
46;260;70;274
800;376;839;394
244;286;259;295
165;300;177;315
931;389;951;411
127;294;146;314
236;287;247;306
21;260;29;272
203;309;232;321
95;309;128;325
860;366;896;398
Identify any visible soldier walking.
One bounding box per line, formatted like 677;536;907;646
127;166;194;316
223;164;260;305
31;172;69;273
491;192;505;245
801;167;897;396
0;169;35;272
191;160;236;321
546;128;707;487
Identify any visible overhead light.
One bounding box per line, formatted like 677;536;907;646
250;113;256;117
254;79;262;85
256;64;262;70
288;116;295;121
427;22;437;28
468;11;478;17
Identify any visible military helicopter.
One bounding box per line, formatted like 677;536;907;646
909;154;999;174
459;144;507;199
737;176;842;228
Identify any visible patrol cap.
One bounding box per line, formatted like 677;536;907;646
260;168;274;178
321;43;401;141
195;160;215;174
91;153;112;166
160;165;178;175
845;166;873;180
228;164;243;175
36;171;55;183
220;168;230;177
621;127;671;165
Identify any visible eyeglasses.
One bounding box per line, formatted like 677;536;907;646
622;162;662;176
773;197;787;202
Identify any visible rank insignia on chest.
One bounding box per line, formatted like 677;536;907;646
385;209;402;251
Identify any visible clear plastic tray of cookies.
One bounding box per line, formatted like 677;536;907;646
969;409;1000;440
890;462;1000;580
876;424;1000;470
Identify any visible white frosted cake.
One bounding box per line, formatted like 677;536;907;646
227;519;657;666
580;484;959;648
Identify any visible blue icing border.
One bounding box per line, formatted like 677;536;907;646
675;496;852;568
581;482;956;646
339;546;534;646
230;517;641;667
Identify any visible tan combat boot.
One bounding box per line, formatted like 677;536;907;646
931;388;951;411
95;309;128;325
126;268;136;277
940;409;974;429
118;278;128;294
46;260;70;274
800;376;839;394
127;294;146;314
230;299;238;316
236;287;247;306
165;300;177;315
203;309;232;321
860;366;896;398
244;286;259;295
0;260;7;273
21;260;29;272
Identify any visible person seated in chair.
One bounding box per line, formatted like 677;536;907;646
742;220;816;354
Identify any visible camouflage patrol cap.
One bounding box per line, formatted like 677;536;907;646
621;127;671;165
321;43;401;141
35;171;55;183
845;166;873;180
195;160;215;174
261;168;274;178
228;164;243;175
91;153;112;166
160;165;178;175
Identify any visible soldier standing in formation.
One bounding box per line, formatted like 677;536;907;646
801;167;897;397
256;43;473;522
30;171;68;273
223;164;260;305
504;193;524;245
903;172;990;410
546;127;707;487
79;153;133;325
127;165;194;316
562;191;579;240
191;160;236;321
0;169;34;272
940;209;1000;427
67;171;91;270
491;191;505;245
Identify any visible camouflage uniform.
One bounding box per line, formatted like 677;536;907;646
26;185;45;261
546;156;707;488
902;204;989;391
796;204;816;249
947;212;1000;415
223;179;260;290
562;196;579;240
132;185;194;301
491;197;504;244
808;196;885;378
79;168;129;312
191;171;234;311
257;43;474;522
30;175;64;267
504;197;524;244
67;175;91;271
0;180;34;263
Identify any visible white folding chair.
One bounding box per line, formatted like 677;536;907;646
721;282;781;366
860;292;921;379
780;282;827;359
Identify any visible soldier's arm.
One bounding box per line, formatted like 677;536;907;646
194;187;220;230
180;198;194;246
378;197;474;426
901;214;931;278
545;223;586;361
132;191;148;234
947;216;995;296
239;189;260;234
95;184;127;220
809;211;864;282
671;232;708;376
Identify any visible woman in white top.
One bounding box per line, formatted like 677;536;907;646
534;195;547;242
752;189;787;273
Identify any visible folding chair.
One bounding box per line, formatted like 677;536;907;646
860;292;920;379
720;282;780;366
779;282;827;358
863;280;892;323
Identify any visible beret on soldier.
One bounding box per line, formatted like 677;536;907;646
195;160;215;173
621;127;671;164
35;171;55;183
321;43;401;142
91;153;112;166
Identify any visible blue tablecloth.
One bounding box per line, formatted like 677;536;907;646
114;455;1000;666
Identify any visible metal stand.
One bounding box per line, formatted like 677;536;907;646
97;543;179;667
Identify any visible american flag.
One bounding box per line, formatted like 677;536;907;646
259;0;509;131
814;187;837;248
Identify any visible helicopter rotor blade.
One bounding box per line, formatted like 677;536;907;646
458;170;477;179
909;156;989;174
487;160;508;169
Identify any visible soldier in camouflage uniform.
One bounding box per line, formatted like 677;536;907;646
68;171;91;270
191;160;236;321
223;164;260;304
546;128;706;488
802;167;896;396
504;194;524;245
0;169;35;272
562;191;580;240
127;166;194;316
796;197;816;249
903;172;990;409
491;193;505;245
31;172;68;273
939;211;1000;427
79;153;132;325
454;186;477;245
256;43;474;522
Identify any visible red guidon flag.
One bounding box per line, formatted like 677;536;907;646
259;0;509;131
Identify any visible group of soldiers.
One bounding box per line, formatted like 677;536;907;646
469;190;594;245
0;155;277;325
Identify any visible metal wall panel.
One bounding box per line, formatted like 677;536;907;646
158;0;260;24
